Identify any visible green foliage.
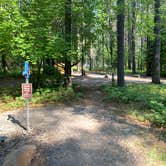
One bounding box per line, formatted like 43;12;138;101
31;87;75;104
0;87;21;99
149;101;166;127
0;71;21;78
102;84;166;126
0;0;166;78
0;87;77;111
147;147;166;166
125;69;146;75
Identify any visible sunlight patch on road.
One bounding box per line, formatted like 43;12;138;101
34;109;103;144
68;114;102;132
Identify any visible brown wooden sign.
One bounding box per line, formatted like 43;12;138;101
22;83;32;99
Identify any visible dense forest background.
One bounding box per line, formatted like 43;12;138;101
0;0;166;87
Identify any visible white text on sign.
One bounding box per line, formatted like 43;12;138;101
22;83;32;99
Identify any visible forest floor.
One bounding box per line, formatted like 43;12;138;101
0;73;166;166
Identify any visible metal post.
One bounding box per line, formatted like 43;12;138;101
26;78;30;131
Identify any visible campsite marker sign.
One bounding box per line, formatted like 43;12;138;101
22;61;32;131
22;83;32;99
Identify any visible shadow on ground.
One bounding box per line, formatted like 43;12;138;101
0;103;158;166
0;73;165;165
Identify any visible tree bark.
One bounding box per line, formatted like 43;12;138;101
1;54;8;73
128;32;132;70
105;0;114;70
140;37;144;71
146;3;153;76
146;37;153;76
81;36;86;76
117;0;125;87
131;0;136;74
127;3;132;70
88;46;92;71
64;0;72;86
102;34;105;71
152;0;160;83
81;45;85;76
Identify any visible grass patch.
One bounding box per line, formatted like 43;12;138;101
102;84;166;127
0;86;79;112
147;146;166;166
125;69;146;75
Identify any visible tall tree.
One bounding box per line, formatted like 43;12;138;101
146;2;153;76
64;0;72;86
102;34;105;71
128;7;132;70
117;0;125;86
105;0;114;70
152;0;160;83
131;0;136;74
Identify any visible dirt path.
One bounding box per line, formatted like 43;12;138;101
0;74;165;166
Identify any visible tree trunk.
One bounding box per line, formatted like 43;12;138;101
81;47;85;76
146;3;153;76
1;54;8;73
146;37;153;76
64;0;72;86
89;46;92;71
33;60;42;89
152;0;160;83
128;33;132;70
131;0;136;74
110;35;113;69
127;7;132;70
117;0;125;86
43;58;54;75
102;34;105;71
140;37;144;71
105;0;114;70
81;36;86;76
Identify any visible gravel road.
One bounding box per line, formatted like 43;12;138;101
0;74;165;166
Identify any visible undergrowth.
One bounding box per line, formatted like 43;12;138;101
102;84;166;127
0;87;78;112
147;146;166;166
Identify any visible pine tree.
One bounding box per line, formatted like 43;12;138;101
64;0;72;86
117;0;125;86
152;0;160;84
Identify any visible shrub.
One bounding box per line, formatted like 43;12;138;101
102;84;166;127
0;87;76;111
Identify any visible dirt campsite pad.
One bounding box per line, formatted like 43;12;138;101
0;74;166;166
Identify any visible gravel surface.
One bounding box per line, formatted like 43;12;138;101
0;74;165;166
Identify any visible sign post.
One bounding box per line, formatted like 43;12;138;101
22;61;32;132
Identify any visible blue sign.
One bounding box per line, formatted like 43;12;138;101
22;61;30;79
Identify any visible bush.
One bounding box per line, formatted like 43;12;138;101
0;87;76;112
32;87;75;104
102;84;166;127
